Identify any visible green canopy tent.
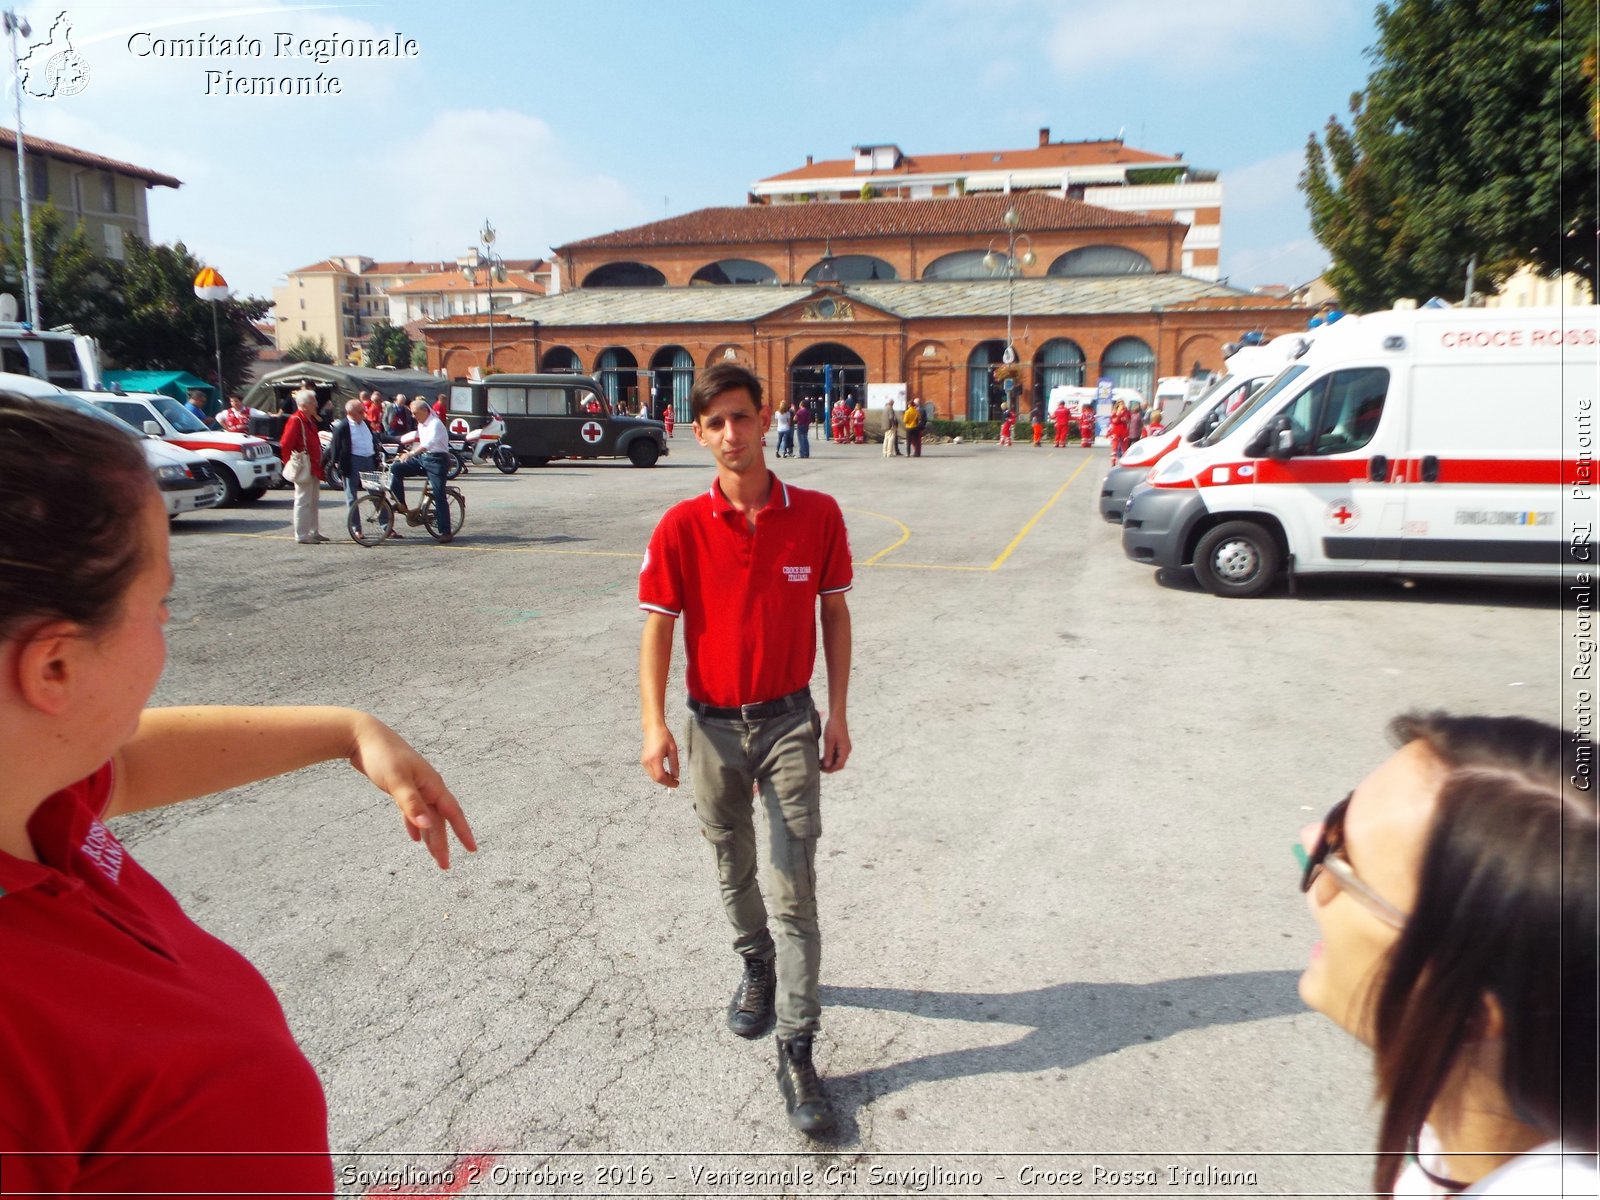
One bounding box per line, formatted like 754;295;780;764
102;370;219;417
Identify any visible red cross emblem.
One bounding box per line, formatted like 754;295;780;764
580;421;604;444
449;418;468;436
1325;499;1361;530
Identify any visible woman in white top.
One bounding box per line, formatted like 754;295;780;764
1297;713;1596;1196
774;399;794;458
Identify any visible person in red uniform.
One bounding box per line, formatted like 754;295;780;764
218;393;252;434
1051;400;1073;447
830;398;846;443
849;400;866;444
1077;402;1097;448
1108;400;1132;464
999;403;1015;446
362;389;384;431
638;363;853;1138
0;395;476;1197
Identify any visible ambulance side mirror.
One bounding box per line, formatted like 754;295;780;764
1266;415;1296;460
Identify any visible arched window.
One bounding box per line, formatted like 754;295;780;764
596;347;639;409
802;255;898;283
1101;337;1156;403
540;346;581;373
1047;246;1154;277
789;342;867;424
582;261;666;288
966;340;1009;422
650;345;695;423
1033;339;1086;406
690;258;778;286
921;250;991;281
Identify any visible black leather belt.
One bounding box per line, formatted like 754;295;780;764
688;687;811;722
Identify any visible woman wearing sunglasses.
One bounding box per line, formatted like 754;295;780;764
1297;712;1597;1195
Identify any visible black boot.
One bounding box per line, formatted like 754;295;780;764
775;1033;835;1135
726;954;775;1039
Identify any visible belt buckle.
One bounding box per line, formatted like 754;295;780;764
739;701;762;721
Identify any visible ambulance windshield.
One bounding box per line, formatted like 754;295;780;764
1197;364;1307;447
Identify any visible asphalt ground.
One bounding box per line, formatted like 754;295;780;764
117;432;1563;1197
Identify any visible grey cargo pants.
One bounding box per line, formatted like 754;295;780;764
686;704;822;1037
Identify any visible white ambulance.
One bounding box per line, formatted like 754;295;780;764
1099;331;1321;521
1120;306;1597;596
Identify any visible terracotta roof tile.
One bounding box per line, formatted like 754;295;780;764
759;140;1178;185
560;193;1174;253
385;272;544;296
0;126;181;187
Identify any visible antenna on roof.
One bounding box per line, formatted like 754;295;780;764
1117;126;1125;142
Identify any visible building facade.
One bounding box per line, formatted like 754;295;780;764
274;253;546;362
751;130;1223;281
0;127;180;262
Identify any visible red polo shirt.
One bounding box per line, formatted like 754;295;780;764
639;475;852;707
0;765;334;1197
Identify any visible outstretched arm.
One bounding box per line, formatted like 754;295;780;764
108;706;476;869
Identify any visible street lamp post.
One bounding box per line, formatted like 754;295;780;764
4;8;40;328
463;219;507;376
982;206;1035;365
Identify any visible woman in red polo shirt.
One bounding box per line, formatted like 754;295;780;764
0;394;477;1195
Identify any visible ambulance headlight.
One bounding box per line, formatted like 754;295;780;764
1150;456;1190;485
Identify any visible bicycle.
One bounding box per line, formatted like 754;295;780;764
348;464;465;547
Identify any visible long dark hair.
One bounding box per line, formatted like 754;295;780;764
0;393;154;639
1371;713;1597;1192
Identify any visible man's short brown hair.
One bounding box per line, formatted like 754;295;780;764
690;362;763;422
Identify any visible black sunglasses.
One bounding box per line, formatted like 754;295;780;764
1298;792;1407;928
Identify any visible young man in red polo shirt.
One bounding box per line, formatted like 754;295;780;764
638;362;853;1136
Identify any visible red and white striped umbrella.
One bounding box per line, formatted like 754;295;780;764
193;267;231;302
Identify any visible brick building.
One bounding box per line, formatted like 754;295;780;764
751;130;1223;281
424;193;1308;420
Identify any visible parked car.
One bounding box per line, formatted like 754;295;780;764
0;372;224;516
446;374;669;467
85;390;280;504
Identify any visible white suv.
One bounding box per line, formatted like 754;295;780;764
87;391;280;504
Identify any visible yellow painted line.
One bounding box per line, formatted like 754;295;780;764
987;456;1095;571
842;506;912;566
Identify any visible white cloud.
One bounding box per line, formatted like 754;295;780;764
1223;237;1327;290
1224;148;1308;215
370;109;646;265
5;4;646;298
1042;0;1363;79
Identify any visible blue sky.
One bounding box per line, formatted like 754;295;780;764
19;0;1381;303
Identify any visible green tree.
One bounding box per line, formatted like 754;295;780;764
98;236;270;392
365;319;413;368
0;202;124;334
410;340;429;370
1302;0;1595;311
284;335;333;363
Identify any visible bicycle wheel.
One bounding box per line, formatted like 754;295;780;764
421;488;465;542
349;492;394;546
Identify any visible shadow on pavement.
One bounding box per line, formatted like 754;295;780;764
815;969;1304;1140
1153;567;1566;610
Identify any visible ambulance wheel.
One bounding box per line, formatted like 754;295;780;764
1193;521;1282;598
628;440;660;468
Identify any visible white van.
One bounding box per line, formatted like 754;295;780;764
1120;306;1597;596
1099;332;1319;521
